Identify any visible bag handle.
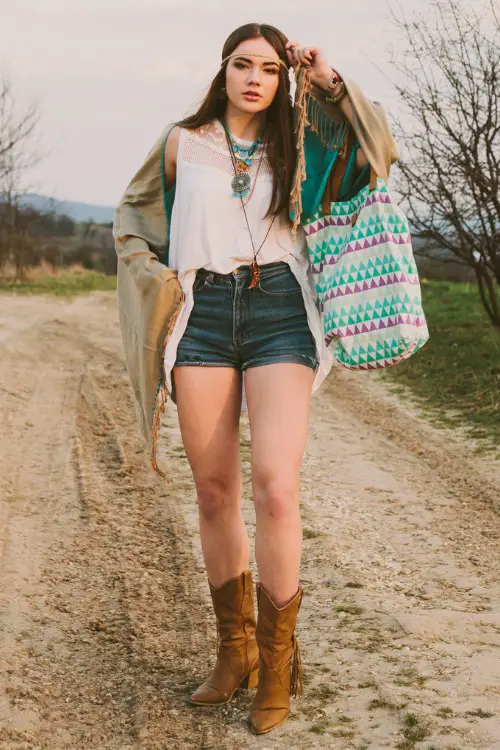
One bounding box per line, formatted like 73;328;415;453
160;123;176;266
321;126;356;213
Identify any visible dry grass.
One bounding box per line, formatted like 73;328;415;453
0;264;116;296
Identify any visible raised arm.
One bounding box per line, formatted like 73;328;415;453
286;42;399;184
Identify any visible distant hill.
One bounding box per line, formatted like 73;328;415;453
20;193;115;224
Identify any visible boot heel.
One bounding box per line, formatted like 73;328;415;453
241;667;259;690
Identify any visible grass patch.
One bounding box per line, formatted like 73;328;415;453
303;527;325;539
396;712;430;749
334;602;364;616
0;269;116;297
465;707;494;718
309;722;329;734
436;706;454;718
394;668;428;688
384;280;500;448
308;683;338;701
368;697;400;712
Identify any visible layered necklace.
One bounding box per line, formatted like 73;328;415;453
220;118;276;289
226;128;262;198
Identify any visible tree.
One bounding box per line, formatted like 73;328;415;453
389;0;500;327
0;74;40;277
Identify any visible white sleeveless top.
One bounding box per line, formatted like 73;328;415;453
163;118;333;401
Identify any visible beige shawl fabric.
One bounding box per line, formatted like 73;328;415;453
113;70;398;476
113;125;183;471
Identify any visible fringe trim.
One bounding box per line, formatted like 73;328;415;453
307;95;349;157
290;633;303;698
150;290;185;479
290;66;349;237
290;65;313;239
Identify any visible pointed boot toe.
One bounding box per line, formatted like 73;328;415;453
250;707;290;734
190;681;230;705
191;570;259;707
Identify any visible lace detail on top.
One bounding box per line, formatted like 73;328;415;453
180;118;273;179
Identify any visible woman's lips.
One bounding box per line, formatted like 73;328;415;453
243;92;261;101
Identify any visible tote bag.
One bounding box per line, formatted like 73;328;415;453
304;178;429;369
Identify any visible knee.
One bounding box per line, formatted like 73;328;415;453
195;476;239;522
252;473;299;522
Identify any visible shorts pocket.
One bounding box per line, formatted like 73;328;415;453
257;267;302;297
193;272;214;293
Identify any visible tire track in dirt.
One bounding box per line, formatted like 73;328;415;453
1;293;500;750
0;295;251;749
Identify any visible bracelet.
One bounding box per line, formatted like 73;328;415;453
326;68;341;91
325;79;347;105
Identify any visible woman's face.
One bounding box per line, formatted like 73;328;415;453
225;37;282;114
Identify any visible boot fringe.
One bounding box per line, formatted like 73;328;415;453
290;633;303;698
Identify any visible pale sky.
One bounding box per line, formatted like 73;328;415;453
1;0;423;206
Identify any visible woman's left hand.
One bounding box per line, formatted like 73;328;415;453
285;41;332;86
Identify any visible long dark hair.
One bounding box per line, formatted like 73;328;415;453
176;23;295;221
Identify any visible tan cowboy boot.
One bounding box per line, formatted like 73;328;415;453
191;570;259;705
250;583;303;735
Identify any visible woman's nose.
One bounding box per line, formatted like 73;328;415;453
247;67;262;85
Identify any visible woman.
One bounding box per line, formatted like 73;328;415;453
114;23;399;735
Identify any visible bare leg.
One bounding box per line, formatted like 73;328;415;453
244;363;314;607
173;365;248;587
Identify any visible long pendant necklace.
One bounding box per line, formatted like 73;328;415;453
229;134;262;198
221;118;276;289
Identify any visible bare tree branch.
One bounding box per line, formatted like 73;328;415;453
0;73;42;277
388;0;500;326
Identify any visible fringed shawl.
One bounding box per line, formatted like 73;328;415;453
290;65;400;235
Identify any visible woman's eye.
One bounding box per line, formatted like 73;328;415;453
265;68;279;75
234;62;247;69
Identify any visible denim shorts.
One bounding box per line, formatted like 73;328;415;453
174;261;318;373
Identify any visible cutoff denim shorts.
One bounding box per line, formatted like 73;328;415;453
174;261;319;373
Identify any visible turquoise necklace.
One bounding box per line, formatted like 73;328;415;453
220;119;263;198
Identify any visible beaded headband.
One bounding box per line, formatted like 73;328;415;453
220;52;288;68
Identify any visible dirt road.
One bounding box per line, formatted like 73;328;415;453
0;292;499;750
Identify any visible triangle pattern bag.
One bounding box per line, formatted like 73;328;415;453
303;177;429;369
